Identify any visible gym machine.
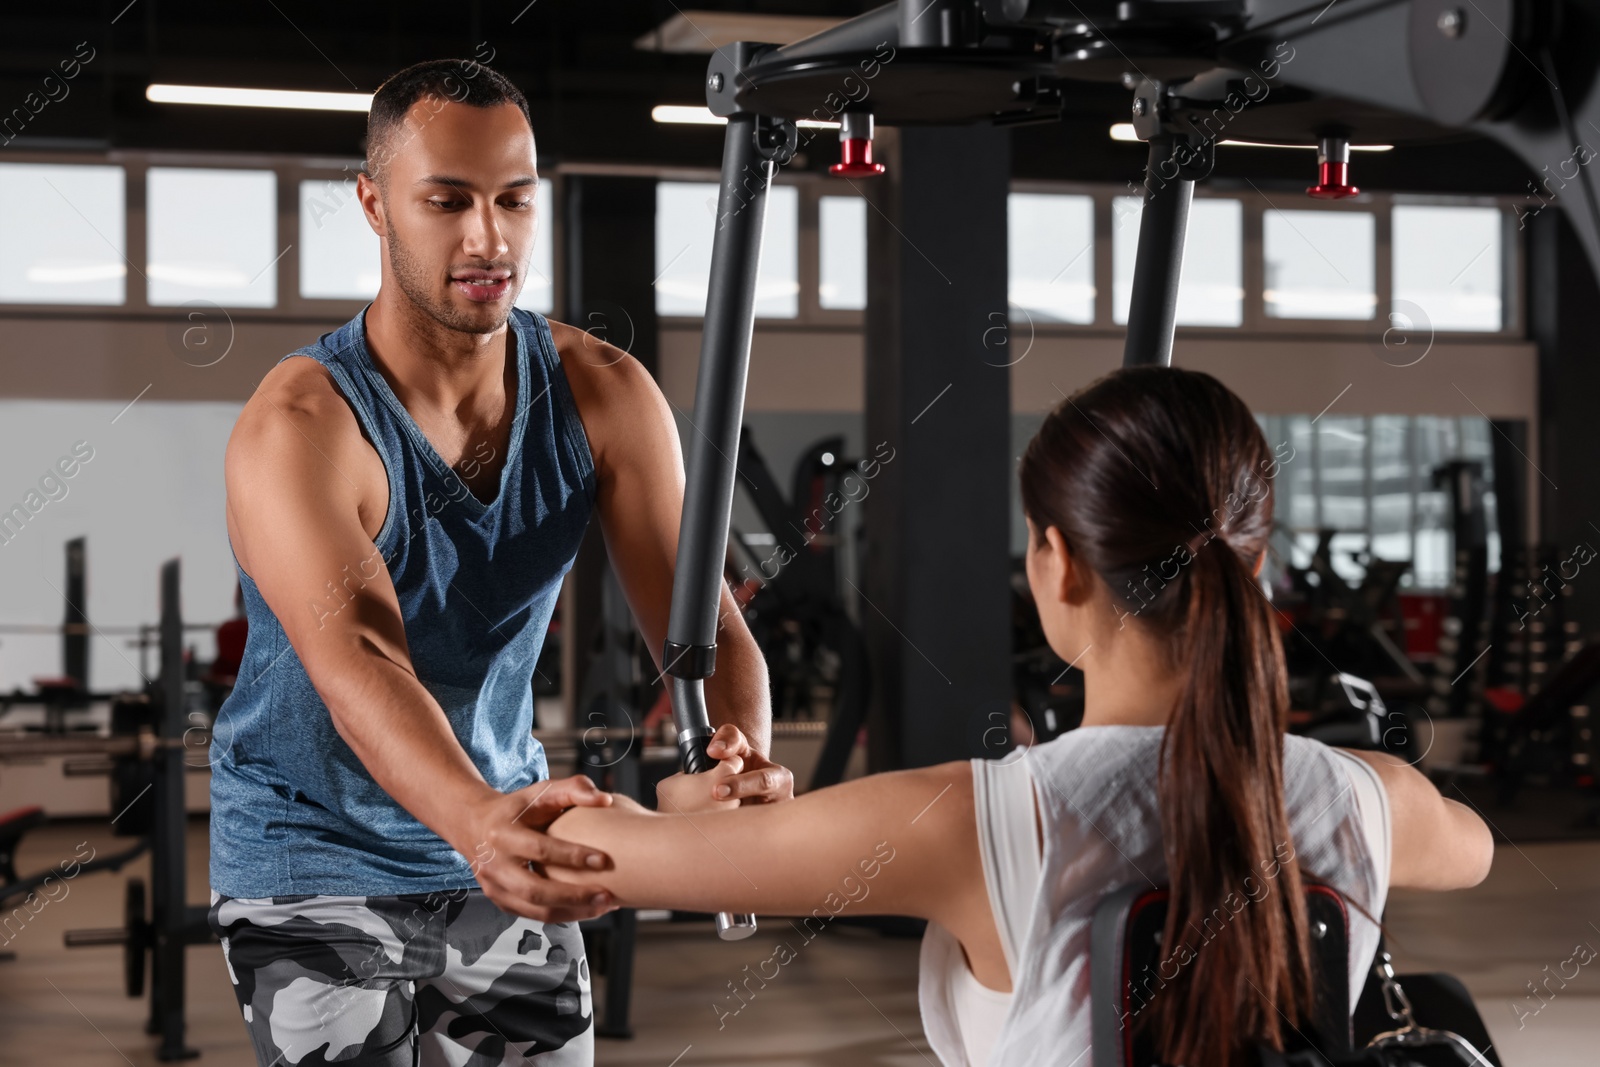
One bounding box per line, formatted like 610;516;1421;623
664;0;1600;797
0;559;215;1061
1426;461;1494;723
660;0;1572;1059
1477;419;1600;808
729;429;873;791
0;539;221;734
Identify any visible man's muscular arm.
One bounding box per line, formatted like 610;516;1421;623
553;324;789;802
225;357;615;920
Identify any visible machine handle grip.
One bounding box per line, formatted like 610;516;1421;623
669;686;757;941
678;728;717;775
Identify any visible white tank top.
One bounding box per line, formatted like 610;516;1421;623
918;726;1392;1067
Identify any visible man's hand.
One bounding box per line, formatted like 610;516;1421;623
703;723;796;804
456;775;618;922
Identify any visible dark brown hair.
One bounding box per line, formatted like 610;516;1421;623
1019;366;1314;1066
365;59;531;188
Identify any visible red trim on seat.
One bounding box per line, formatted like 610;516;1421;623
0;805;45;829
1123;888;1170;1066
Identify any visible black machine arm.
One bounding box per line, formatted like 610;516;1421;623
660;95;798;940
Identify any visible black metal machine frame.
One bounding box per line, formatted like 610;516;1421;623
660;0;1600;958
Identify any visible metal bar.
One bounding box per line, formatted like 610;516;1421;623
663;111;773;942
4;840;148;907
598;906;638;1037
63;538;88;689
0;735;144;758
1364;414;1374;556
152;559;197;1060
1122;137;1193;368
768;3;899;62
666;115;769;661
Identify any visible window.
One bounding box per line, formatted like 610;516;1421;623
1009;193;1094;324
515;178;556;314
1369;416;1413;564
1112;196;1243;326
1392;205;1503;331
655;181;799;318
300;178;378;300
0;163;126;305
1259;413;1499;589
818;195;866;310
147;168;277;308
1263;209;1375;320
1317;416;1369;581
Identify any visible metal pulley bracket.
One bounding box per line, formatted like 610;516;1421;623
705;41;779;118
1170;134;1215;181
754;114;799;165
1127;75;1170;141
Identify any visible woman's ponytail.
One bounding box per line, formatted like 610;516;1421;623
1018;366;1320;1067
1143;534;1315;1066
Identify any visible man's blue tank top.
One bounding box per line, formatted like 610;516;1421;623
209;304;596;897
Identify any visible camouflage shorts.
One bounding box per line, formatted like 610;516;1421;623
207;887;593;1066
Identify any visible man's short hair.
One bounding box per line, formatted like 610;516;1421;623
364;59;531;188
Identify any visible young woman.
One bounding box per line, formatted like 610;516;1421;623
544;367;1495;1067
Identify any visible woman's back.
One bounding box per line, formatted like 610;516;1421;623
925;726;1389;1067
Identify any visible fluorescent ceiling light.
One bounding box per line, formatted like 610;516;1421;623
146;84;372;112
636;11;845;53
653;105;728;126
653;105;837;129
1109;123;1393;151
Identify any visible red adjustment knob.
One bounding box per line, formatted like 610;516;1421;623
1307;136;1359;200
829;113;886;178
830;137;885;177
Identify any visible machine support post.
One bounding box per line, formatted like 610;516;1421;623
152;559;198;1059
1123;135;1194;369
663;112;782;941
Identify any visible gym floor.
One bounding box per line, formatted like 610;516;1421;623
1;817;1594;1066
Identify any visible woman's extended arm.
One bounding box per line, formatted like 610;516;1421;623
1342;749;1494;891
546;758;991;932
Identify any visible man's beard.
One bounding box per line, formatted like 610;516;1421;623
385;216;515;335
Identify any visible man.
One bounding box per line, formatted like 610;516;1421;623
207;58;790;1066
